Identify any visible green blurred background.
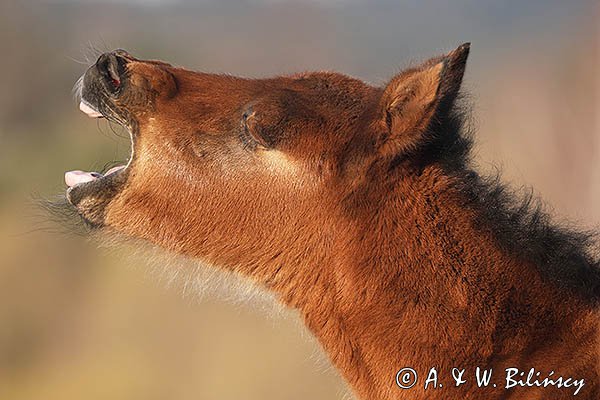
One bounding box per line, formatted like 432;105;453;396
0;1;598;399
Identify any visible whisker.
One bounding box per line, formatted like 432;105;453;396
108;120;129;140
72;74;84;102
83;42;103;64
101;160;126;174
30;194;90;237
97;35;112;53
67;55;91;66
96;118;113;140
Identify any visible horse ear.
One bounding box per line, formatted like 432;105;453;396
378;43;469;157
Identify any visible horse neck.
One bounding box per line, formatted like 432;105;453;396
285;166;598;399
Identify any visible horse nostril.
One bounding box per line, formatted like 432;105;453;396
96;53;124;91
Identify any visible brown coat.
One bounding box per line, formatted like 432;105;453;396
62;44;599;399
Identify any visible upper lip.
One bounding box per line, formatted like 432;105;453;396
79;101;103;118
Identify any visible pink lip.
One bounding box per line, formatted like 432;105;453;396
79;101;103;118
64;165;125;188
104;165;126;176
64;170;98;187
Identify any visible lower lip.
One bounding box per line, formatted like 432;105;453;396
65;165;125;187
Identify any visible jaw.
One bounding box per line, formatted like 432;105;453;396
66;166;130;227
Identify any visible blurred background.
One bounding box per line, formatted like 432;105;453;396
0;0;598;399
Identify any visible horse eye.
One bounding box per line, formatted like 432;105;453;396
240;110;271;149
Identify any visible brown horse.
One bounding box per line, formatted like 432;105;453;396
61;44;599;399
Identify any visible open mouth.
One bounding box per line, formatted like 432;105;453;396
64;101;128;189
66;50;133;195
64;50;137;226
65;98;132;227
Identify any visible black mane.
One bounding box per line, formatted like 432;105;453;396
420;99;600;301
